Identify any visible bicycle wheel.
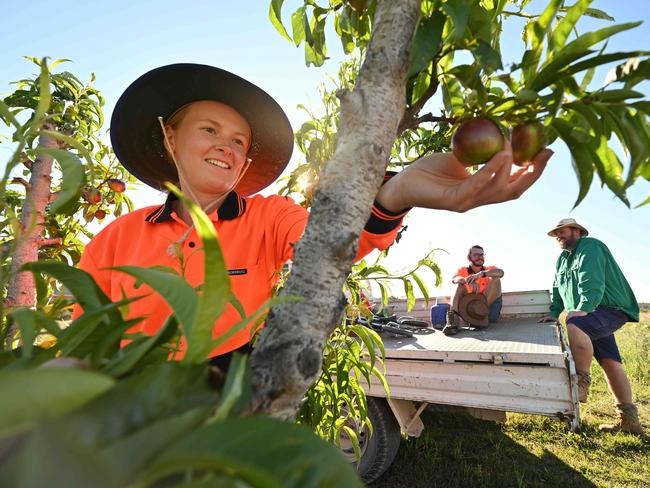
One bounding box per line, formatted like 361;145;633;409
381;324;414;337
398;318;429;328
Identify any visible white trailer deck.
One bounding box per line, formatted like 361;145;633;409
366;290;580;433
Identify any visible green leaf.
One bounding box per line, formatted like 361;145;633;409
594;139;628;205
600;106;648;190
470;40;503;74
522;0;562;83
34;147;85;214
583;7;615;21
0;422;116;488
592;89;644;103
22;261;112;314
408;10;445;78
142;417;363;488
441;0;469;44
96;408;210;486
605;57;650;87
101;316;179;377
563;101;602;139
531;22;643;91
31;57;52;131
167;184;230;363
58;362;213;448
114;265;198;338
350;324;378;369
411;272;430;303
0;98;22;130
291;6;307;47
565;52;649;80
212;353;251;421
10;308;39;360
0;369;114;437
403;278;415;311
268;0;292;42
40;129;95;167
550;0;593;53
552;117;595;207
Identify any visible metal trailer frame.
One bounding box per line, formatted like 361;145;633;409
364;290;581;437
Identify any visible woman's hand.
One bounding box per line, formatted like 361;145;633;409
376;140;553;213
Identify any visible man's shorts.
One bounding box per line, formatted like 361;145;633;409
567;306;630;363
489;296;502;323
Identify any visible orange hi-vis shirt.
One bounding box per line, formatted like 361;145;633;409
74;190;408;357
455;265;498;294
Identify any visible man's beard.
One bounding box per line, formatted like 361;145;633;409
470;258;484;267
560;236;579;249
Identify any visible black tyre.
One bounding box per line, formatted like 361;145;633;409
339;397;401;484
397;318;429;328
382;324;414;337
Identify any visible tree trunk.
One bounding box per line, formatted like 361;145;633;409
251;0;421;418
4;124;58;346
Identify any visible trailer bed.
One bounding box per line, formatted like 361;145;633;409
364;293;580;430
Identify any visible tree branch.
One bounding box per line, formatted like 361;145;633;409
250;0;422;418
4;123;57;348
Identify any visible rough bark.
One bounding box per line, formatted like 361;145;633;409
4;124;58;346
250;0;421;418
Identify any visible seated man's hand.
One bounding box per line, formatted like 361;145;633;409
466;272;483;284
453;277;467;285
538;315;557;323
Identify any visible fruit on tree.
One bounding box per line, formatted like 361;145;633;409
107;178;126;193
511;121;547;166
83;187;102;204
451;118;504;166
94;209;107;219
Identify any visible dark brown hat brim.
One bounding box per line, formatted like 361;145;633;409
110;64;293;195
458;293;489;327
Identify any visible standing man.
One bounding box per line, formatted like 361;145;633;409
443;245;504;335
539;218;643;435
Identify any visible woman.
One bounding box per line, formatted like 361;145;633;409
75;63;552;364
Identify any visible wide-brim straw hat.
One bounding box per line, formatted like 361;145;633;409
110;63;293;195
546;218;589;237
458;293;489;327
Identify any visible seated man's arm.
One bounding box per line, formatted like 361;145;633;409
484;268;504;278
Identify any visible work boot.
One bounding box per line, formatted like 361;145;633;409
599;403;645;435
442;309;461;336
576;370;591;403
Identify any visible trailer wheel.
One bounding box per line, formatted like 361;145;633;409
339;397;401;484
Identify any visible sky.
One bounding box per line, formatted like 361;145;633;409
1;0;649;302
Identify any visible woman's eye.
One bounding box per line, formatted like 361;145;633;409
233;138;244;146
202;127;216;134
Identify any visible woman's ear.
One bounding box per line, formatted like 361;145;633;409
163;125;176;154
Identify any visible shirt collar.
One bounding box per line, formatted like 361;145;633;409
145;191;247;223
467;265;485;274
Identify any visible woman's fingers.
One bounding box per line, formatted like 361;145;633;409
506;148;553;198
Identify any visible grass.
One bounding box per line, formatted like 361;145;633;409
371;317;650;488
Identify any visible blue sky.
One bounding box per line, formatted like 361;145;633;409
1;0;649;301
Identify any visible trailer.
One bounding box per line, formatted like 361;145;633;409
346;290;580;484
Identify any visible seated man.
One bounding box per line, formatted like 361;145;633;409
443;245;504;335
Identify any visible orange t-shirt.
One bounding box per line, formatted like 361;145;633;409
455;265;497;294
74;191;407;357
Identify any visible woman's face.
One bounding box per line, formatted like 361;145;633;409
165;100;252;198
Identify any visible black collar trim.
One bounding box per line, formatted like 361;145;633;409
468;265;486;274
145;191;246;223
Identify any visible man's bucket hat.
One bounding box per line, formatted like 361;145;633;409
110;63;293;195
458;292;489;327
547;218;589;237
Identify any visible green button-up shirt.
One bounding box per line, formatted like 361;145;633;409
550;237;639;322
